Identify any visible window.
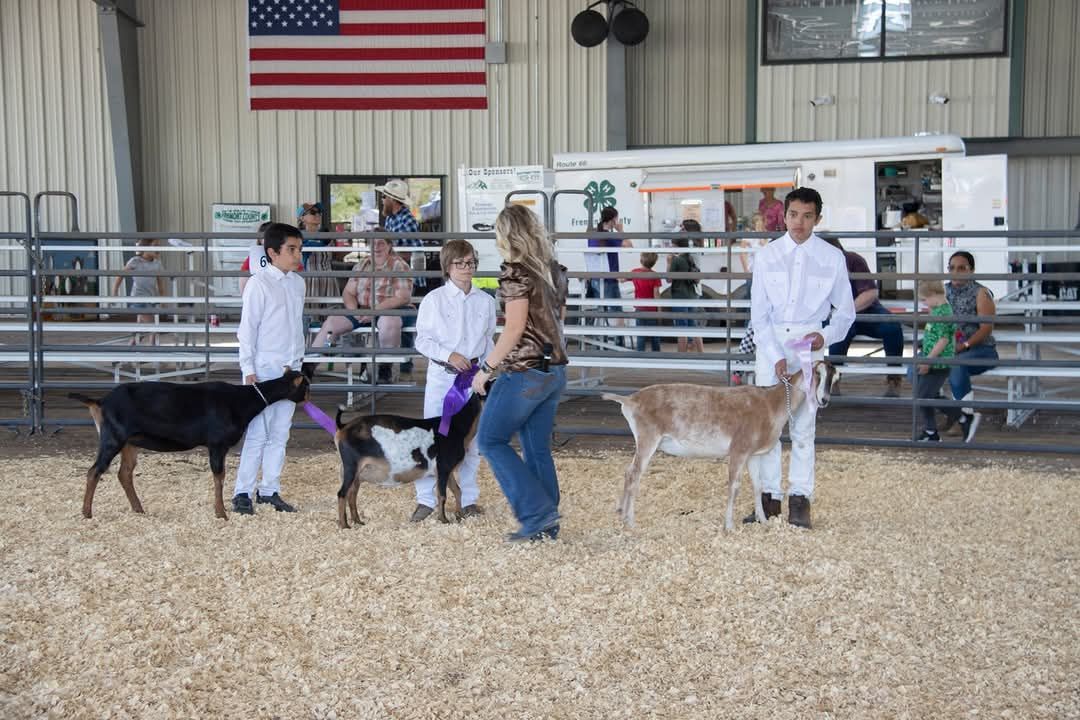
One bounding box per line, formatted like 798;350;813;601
763;0;1008;65
317;174;445;233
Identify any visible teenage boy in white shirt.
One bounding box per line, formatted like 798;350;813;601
232;223;307;515
745;187;854;529
410;239;497;522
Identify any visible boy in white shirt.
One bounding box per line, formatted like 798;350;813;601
411;240;497;522
745;187;854;529
232;223;307;515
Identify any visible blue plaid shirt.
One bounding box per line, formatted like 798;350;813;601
384;206;420;245
384;206;424;287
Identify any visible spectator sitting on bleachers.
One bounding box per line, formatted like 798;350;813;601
311;236;413;383
823;237;904;397
942;250;998;443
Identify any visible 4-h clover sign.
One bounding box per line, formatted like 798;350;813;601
584;179;617;213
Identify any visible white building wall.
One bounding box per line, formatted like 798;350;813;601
757;57;1009;142
1022;0;1080;137
1012;0;1080;238
626;0;747;147
0;0;119;234
137;0;608;232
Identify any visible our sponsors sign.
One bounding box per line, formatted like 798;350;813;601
458;166;545;232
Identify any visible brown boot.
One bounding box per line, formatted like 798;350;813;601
742;493;782;524
788;495;812;529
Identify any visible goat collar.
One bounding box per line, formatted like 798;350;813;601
252;383;270;407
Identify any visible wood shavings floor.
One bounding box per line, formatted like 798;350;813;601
2;448;1077;719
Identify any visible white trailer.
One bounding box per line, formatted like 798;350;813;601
551;135;1010;298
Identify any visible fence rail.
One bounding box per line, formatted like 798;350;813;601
1;220;1079;453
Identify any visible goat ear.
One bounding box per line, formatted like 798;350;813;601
301;362;317;381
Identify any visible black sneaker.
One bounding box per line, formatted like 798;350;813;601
505;523;559;543
256;492;297;512
377;364;394;384
918;430;941;442
958;412;981;443
232;494;255;515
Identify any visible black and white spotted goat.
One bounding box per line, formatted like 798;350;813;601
332;395;483;529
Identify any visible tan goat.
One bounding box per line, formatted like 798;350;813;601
602;361;838;530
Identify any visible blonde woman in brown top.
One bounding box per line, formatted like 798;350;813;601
472;204;568;542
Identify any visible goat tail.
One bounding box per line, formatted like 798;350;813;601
601;392;629;406
335;407;345;430
68;392;100;407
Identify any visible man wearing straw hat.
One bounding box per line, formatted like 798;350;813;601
376;179;425;289
376;179;425;373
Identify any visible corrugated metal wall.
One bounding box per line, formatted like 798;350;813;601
1009;155;1080;231
3;0;1078;240
1010;0;1080;236
626;0;747;147
137;0;608;232
756;57;1010;142
1022;0;1080;137
0;0;119;234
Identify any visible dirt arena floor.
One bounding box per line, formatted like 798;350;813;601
1;440;1077;719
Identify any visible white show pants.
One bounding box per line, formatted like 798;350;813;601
746;323;825;500
414;435;482;509
233;368;297;499
415;368;481;509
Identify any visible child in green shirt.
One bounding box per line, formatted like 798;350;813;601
915;281;955;441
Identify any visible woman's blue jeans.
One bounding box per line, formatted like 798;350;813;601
949;344;999;399
477;365;567;536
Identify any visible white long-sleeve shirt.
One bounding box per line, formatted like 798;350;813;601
414;282;497;417
237;264;307;379
750;232;855;368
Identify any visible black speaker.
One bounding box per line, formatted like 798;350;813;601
611;6;649;46
571;8;608;47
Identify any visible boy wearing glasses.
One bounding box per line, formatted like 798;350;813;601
410;240;497;522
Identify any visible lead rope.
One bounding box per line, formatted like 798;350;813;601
780;374;795;429
253;382;271;438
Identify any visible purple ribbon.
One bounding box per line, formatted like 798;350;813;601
303;401;337;437
439;363;479;436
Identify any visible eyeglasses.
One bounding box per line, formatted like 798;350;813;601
451;260;478;269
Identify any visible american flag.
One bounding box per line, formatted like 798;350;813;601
248;0;487;111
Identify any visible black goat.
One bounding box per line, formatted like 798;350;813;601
333;394;483;529
70;368;310;520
